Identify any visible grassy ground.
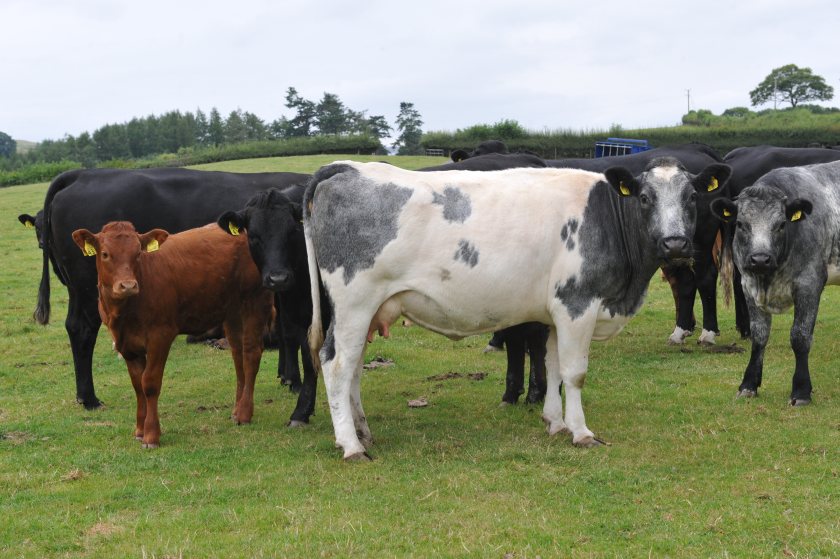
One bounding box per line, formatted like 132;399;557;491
1;155;838;558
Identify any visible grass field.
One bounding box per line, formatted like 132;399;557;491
1;155;838;558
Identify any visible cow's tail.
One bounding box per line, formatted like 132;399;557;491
305;222;325;372
719;225;734;308
34;249;50;324
34;169;82;324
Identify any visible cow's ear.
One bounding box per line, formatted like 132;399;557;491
139;229;169;253
604;167;639;197
218;210;246;236
18;214;36;229
785;198;813;222
710;198;738;223
289;202;303;222
451;149;469;163
71;229;98;256
692;163;732;195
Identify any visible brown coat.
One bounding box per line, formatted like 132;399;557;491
72;221;273;448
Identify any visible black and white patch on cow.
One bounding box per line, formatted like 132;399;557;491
712;160;840;406
304;158;730;460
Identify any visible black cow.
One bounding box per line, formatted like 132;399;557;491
711;160;840;405
420;152;551;404
722;146;840;337
549;143;728;346
449;139;509;162
217;186;326;426
34;167;309;409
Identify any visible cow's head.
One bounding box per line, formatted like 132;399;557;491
711;186;812;275
71;221;168;299
605;157;732;263
19;210;45;249
218;188;303;292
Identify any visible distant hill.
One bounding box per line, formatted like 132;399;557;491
15;140;37;154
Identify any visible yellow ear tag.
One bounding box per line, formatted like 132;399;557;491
146;239;160;253
707;177;719;192
83;241;97;256
723;208;732;218
790;210;802;222
619;182;631;196
228;222;240;236
24;220;34;229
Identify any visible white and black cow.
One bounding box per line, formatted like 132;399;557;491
711;160;840;405
304;157;731;460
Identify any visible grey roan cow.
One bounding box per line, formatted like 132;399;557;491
711;159;840;405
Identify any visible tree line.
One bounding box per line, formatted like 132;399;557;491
0;88;425;170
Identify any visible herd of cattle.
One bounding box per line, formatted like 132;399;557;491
17;142;840;458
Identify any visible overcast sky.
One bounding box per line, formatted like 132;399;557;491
3;0;839;143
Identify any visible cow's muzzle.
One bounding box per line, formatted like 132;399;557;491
113;280;139;298
658;236;693;262
744;252;777;274
263;271;294;292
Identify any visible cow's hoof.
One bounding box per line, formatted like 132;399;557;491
499;400;514;407
345;451;373;462
737;388;758;398
482;344;502;354
790;397;811;407
543;417;570;436
134;435;144;441
141;442;159;449
287;419;308;428
79;398;105;410
698;330;717;346
573;436;605;448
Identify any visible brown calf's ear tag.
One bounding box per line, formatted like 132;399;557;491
146;239;160;252
707;177;719;192
228;222;240;236
790;210;803;222
619;181;631;196
83;241;97;256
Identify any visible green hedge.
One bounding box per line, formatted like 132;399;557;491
0;160;83;187
1;135;381;187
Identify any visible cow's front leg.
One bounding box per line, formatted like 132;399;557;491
140;339;174;448
666;265;697;345
125;356;147;440
695;250;720;345
739;297;771;398
541;328;567;435
789;284;821;406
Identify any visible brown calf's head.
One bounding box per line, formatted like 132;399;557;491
72;221;169;299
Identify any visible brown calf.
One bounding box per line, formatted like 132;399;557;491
71;221;273;448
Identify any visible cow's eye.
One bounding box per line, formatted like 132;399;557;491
101;252;109;260
776;221;786;232
639;193;650;205
688;192;698;203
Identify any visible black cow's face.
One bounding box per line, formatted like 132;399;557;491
218;189;303;292
711;186;812;275
605;157;731;264
19;211;45;248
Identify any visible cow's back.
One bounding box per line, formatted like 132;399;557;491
724;145;840;195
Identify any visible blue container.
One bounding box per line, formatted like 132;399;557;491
594;138;651;158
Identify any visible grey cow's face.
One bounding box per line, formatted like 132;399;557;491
711;185;813;275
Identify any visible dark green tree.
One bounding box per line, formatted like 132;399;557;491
284;87;317;137
224;109;248;144
243;111;267;141
194;108;210;146
0;131;16;158
315;92;348;135
749;64;834;108
208;107;225;146
392;102;423;155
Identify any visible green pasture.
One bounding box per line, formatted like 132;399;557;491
1;155;837;558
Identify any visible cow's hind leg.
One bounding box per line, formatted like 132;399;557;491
349;350;372;448
320;318;371;460
66;291;104;409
